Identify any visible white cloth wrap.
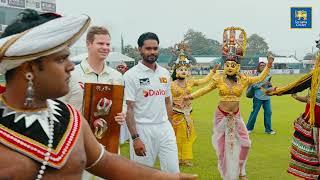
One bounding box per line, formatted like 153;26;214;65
0;14;90;74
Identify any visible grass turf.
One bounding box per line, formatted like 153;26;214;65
121;74;309;180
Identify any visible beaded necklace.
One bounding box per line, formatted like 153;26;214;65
35;101;55;180
0;97;59;180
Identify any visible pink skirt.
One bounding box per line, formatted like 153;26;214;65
212;107;251;180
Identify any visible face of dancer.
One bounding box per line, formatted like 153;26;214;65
31;48;74;99
139;39;159;64
176;66;189;79
224;60;240;76
87;34;111;61
179;54;186;61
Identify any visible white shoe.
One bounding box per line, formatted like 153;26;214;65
265;131;276;135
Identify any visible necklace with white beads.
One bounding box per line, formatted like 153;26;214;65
35;101;55;180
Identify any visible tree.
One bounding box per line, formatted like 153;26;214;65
183;29;221;56
159;47;174;56
246;34;269;58
123;45;140;64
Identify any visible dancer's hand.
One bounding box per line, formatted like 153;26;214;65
265;87;277;95
133;138;147;156
183;95;193;101
212;64;220;73
267;54;274;67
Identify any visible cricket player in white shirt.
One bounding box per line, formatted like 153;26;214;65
61;26;126;180
124;32;179;173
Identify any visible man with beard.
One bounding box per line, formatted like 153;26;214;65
123;32;179;172
61;26;125;180
0;10;197;180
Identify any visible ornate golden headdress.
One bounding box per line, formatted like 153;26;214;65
222;27;247;63
172;41;193;69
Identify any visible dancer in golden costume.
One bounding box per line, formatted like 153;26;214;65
171;45;217;166
185;27;274;180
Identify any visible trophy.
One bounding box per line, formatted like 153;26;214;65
82;83;124;153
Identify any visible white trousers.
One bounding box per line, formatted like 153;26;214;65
130;121;180;173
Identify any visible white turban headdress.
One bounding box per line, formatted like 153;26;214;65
0;14;91;74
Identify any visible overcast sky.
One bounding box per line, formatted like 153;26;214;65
57;0;320;58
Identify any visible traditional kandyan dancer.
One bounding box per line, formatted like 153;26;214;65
170;44;217;167
185;27;274;180
0;9;197;180
267;40;320;180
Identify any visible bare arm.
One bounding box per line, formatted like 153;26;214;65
125;100;147;156
83;116;197;179
125;100;138;136
189;78;217;100
165;96;173;123
292;93;310;103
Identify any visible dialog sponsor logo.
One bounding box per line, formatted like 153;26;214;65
143;89;166;97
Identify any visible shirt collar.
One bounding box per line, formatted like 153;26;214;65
80;58;109;75
137;61;159;72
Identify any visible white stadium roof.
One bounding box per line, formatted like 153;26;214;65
259;57;301;64
194;57;220;64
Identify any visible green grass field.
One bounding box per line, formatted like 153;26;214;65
0;74;306;179
121;74;308;180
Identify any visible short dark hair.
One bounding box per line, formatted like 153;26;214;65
137;32;159;47
256;61;266;72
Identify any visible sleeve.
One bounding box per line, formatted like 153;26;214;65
245;66;271;85
191;75;218;99
58;74;83;111
123;73;137;101
165;71;172;98
113;71;125;86
268;71;312;96
252;82;262;89
251;74;263;89
193;69;215;86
